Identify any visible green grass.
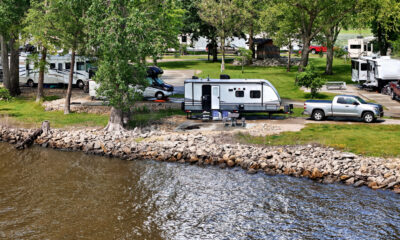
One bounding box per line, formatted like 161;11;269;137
0;98;185;128
0;98;109;128
237;124;400;157
159;57;351;101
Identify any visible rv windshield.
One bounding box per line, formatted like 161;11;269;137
355;96;367;104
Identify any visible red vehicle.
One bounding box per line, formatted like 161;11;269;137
299;46;327;54
390;80;400;100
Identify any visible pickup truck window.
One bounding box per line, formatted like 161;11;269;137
355;96;366;104
345;98;357;105
337;97;346;104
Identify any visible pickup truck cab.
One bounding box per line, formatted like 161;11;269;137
304;95;384;123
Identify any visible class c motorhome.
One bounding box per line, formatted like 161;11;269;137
19;55;94;88
183;77;288;114
348;37;374;59
351;56;400;90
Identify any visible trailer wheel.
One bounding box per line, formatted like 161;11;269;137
362;112;375;123
27;79;34;88
312;110;325;121
77;80;84;89
155;92;164;100
392;90;396;100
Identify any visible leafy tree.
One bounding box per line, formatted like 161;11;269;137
24;0;60;102
235;48;252;73
50;0;92;114
87;0;183;131
198;0;244;72
296;64;325;98
0;0;29;96
179;0;219;62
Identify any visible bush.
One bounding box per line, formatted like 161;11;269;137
296;64;326;98
334;47;347;58
0;88;13;101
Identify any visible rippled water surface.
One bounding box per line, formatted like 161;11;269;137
0;142;399;239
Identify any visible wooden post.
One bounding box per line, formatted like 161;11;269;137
42;120;50;135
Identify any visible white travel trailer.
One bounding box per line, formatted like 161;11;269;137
348;37;374;58
352;56;400;90
183;78;287;113
19;55;94;88
351;58;368;83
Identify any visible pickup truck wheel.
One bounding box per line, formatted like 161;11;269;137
363;112;375;123
312;110;325;121
311;49;316;54
392;91;396;100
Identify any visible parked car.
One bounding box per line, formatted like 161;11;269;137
303;95;384;123
390;80;400;100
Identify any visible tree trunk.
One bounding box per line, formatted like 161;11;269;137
249;25;255;64
287;42;292;72
325;46;334;75
36;47;47;102
212;38;218;62
324;25;340;75
1;35;10;89
299;39;310;71
221;37;225;72
105;106;125;132
64;50;75;114
9;37;21;96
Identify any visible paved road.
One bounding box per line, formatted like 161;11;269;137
162;70;200;94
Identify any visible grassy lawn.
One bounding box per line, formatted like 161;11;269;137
0;98;184;128
237;124;400;157
159;57;351;101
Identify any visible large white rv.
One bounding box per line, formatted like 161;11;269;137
351;56;400;90
348;37;374;58
19;55;94;88
183;78;285;113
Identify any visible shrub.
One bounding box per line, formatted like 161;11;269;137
334;47;347;58
0;87;13;101
296;64;326;98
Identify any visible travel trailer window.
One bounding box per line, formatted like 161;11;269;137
361;63;368;71
235;91;244;97
58;63;62;71
250;90;261;98
368;44;372;51
65;63;71;70
350;44;361;49
77;62;85;71
181;36;187;43
364;45;367;51
50;63;56;69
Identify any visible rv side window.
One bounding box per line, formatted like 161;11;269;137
364;45;367;51
350;44;361;49
368;44;372;51
250;90;261;98
235;91;244;97
58;63;62;71
65;63;71;70
77;62;85;71
361;63;368;71
351;61;355;69
50;63;56;69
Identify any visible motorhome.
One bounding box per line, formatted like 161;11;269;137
351;56;400;90
19;55;94;88
183;77;287;114
89;66;174;100
348;37;374;58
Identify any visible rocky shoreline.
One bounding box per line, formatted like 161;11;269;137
1;125;399;194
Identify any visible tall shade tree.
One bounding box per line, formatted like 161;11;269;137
180;0;219;62
0;0;29;96
24;0;60;102
281;0;359;71
51;0;92;114
87;0;182;131
198;0;244;72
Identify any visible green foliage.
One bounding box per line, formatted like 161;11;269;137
237;124;400;157
0;88;13;101
318;50;324;58
334;47;347;58
296;64;326;98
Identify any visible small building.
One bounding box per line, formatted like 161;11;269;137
253;38;280;59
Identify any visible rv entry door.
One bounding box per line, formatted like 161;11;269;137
211;85;220;110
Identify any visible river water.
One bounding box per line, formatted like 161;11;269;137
0;142;399;240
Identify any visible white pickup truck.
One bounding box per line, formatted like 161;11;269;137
303;95;384;123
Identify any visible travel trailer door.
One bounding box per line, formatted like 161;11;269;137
211;85;220;110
